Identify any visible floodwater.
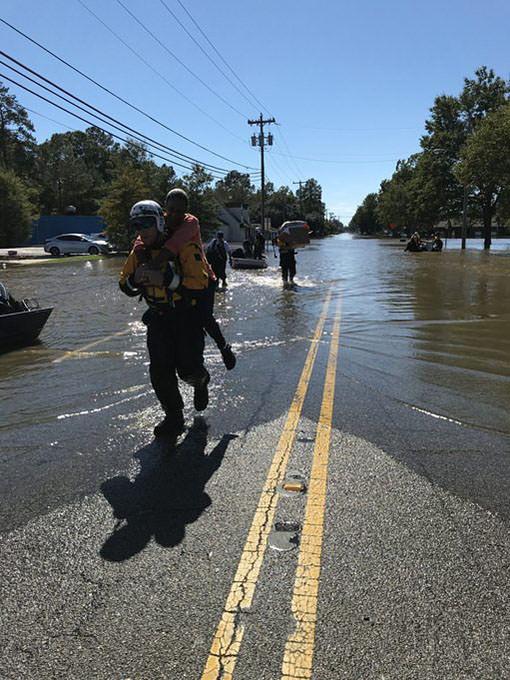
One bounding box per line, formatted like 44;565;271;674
1;236;509;449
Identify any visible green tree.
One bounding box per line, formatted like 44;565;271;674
323;217;344;235
177;164;220;237
266;185;299;227
456;103;510;244
350;193;383;234
0;82;36;178
37;128;116;214
421;67;510;248
214;171;253;204
296;178;325;235
249;181;274;225
376;158;420;233
112;139;177;204
99;166;150;250
0;168;35;246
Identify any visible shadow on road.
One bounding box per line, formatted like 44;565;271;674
100;417;236;562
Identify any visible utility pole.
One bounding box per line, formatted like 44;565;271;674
57;178;63;213
249;114;275;232
293;180;304;215
461;185;468;250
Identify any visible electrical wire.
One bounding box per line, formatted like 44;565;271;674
75;0;250;145
0;72;229;178
0;51;242;174
0;61;224;175
25;107;76;132
114;0;250;119
176;0;273;117
271;129;303;180
158;0;259;114
0;16;255;167
270;150;400;164
264;151;295;188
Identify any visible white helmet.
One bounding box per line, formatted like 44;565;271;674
129;200;165;232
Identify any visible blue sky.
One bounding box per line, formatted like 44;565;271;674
2;0;509;222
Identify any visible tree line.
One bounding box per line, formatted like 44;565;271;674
0;82;343;248
349;67;510;249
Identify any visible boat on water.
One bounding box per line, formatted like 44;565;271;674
0;289;53;351
231;256;268;270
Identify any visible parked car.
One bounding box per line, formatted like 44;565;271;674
44;233;112;257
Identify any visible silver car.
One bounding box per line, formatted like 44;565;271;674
44;233;111;257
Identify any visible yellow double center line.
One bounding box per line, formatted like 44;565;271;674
281;296;342;679
201;291;340;680
53;328;130;363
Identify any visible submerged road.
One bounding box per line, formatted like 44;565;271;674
1;236;510;679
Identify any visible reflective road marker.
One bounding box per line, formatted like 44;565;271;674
280;296;342;680
200;291;333;680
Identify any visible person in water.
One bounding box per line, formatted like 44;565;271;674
132;189;236;371
404;232;426;252
207;231;232;287
119;199;211;438
277;237;297;285
253;227;265;260
431;232;443;251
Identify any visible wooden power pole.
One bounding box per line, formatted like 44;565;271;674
249;114;275;231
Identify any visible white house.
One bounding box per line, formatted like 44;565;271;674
217;204;250;243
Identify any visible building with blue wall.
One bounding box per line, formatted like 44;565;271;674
27;215;107;244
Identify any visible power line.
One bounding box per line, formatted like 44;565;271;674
158;0;259;114
264;151;295;187
287;124;420;132
271;150;400;164
0;51;240;174
25;106;75;132
0;16;254;167
75;0;248;145
0;72;229;178
176;0;273;117
114;0;249;119
0;62;224;176
272;127;304;179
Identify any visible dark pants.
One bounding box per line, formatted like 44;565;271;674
144;307;208;421
280;251;296;282
210;259;227;285
202;279;226;350
254;243;264;259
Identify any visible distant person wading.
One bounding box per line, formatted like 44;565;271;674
206;231;232;287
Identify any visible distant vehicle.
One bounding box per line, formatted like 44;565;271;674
278;221;310;247
44;233;112;257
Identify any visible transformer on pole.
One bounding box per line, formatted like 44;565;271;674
248;113;276;231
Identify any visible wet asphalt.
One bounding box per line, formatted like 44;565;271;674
1;236;510;679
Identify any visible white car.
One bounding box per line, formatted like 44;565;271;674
44;233;111;257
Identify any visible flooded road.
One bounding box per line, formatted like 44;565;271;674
2;235;509;531
2;235;508;440
2;236;510;680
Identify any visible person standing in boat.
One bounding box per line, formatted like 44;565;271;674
0;283;23;313
206;231;232;287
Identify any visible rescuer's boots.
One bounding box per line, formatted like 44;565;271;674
220;343;236;370
193;372;210;411
154;413;185;438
